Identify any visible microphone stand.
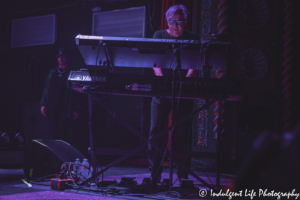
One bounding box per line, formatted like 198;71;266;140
169;47;181;187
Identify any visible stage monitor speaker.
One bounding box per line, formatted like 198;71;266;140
92;6;145;38
11;14;57;48
23;139;86;179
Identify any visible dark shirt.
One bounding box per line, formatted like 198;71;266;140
47;68;69;110
153;30;200;40
40;67;81;119
153;30;200;77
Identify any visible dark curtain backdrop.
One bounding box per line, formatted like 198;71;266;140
161;0;191;30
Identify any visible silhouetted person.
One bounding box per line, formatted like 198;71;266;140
40;47;81;145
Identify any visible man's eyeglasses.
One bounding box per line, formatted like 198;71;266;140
167;19;186;25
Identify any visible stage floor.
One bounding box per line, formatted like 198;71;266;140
0;162;234;199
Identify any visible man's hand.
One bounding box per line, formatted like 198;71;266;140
73;112;79;120
153;68;163;76
154;68;196;77
73;88;83;93
186;69;196;77
41;106;47;116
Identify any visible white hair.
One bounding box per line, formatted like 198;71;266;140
165;4;189;20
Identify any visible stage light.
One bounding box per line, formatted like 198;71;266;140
0;132;25;150
14;132;24;147
0;132;11;149
1;132;10;143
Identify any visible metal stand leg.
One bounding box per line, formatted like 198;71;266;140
88;94;96;180
169;69;176;187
